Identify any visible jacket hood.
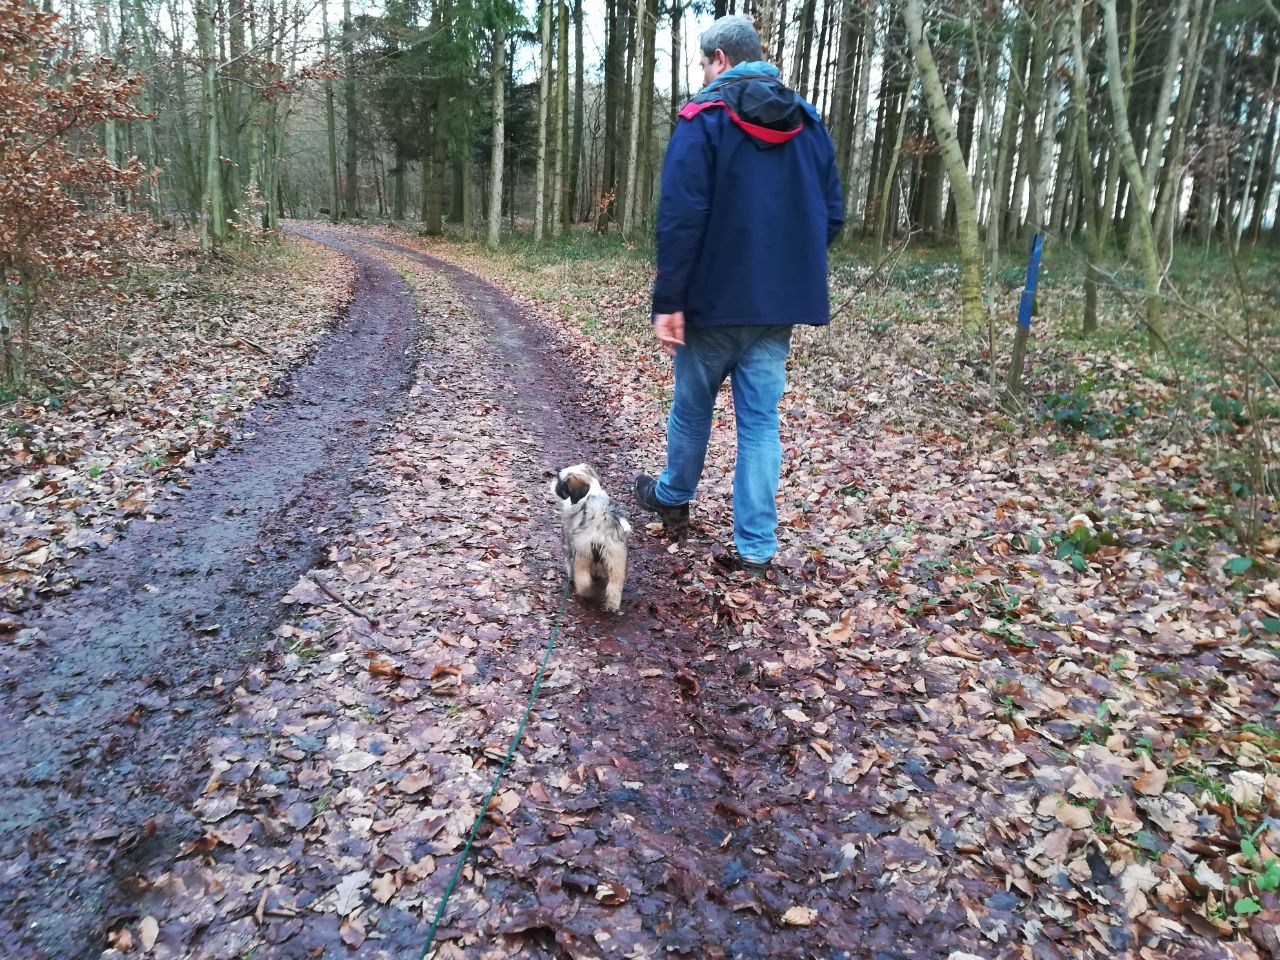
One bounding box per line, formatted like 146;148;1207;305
681;68;820;146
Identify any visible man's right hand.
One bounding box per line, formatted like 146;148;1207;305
654;311;686;357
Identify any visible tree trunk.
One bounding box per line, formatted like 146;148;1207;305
394;159;406;221
875;60;916;256
795;0;816;97
638;0;658;229
556;0;570;232
1050;106;1077;236
96;2;119;173
226;0;247;208
535;0;552;241
342;0;358;218
830;0;860;176
488;24;506;246
1071;0;1103;335
1028;14;1067;232
430;86;447;233
843;2;876;233
1196;35;1226;244
1154;0;1212;251
970;13;998;256
1008;11;1046;240
617;0;637;222
602;0;620;222
989;20;1028;269
621;0;647;235
1100;0;1164;350
1238;53;1280;248
321;0;341;220
670;0;682;128
1125;0;1191;257
572;0;584;218
1248;91;1279;245
904;0;981;331
196;0;227;249
776;0;788;77
812;0;831;112
168;0;201;225
945;48;978;234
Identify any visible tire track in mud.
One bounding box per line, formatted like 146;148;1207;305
0;232;420;958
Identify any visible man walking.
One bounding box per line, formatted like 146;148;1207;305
633;14;843;577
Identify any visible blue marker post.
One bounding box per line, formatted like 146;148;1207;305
1006;232;1044;398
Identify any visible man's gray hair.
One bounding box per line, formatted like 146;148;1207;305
699;15;763;65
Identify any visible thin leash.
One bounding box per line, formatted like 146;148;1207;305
416;578;571;960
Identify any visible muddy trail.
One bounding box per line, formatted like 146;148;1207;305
2;224;1005;959
332;236;988;957
317;234;987;957
0;231;420;958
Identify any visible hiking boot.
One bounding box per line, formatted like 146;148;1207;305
713;550;774;580
633;474;691;531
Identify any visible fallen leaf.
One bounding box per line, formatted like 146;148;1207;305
781;905;818;926
1134;766;1168;795
138;916;158;951
595;881;630;905
372;873;397;904
333;870;370;916
333;750;377;772
340;917;366;948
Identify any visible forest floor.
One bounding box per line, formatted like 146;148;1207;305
0;222;1276;960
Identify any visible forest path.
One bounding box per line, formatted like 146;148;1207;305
0;230;420;958
4;224;996;959
103;226;980;959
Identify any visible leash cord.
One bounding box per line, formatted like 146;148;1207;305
416;579;571;960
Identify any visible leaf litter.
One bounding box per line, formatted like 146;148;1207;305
42;223;1280;958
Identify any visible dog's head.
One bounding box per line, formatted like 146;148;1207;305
551;463;602;505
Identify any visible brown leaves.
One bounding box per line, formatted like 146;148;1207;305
332;870;369;917
1;238;354;613
1133;765;1169;796
594;880;630;905
781;906;818;926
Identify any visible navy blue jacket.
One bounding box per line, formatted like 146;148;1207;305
652;62;844;328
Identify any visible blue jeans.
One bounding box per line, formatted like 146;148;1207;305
655;324;793;563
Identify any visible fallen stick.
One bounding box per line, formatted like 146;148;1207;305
308;574;377;623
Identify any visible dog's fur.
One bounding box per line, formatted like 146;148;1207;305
550;464;631;613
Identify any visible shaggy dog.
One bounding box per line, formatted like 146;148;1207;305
550;464;631;613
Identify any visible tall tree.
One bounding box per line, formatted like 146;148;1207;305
489;21;507;246
571;0;584;218
670;0;683;128
903;0;982;331
342;0;358;218
621;0;647;235
555;0;569;232
535;0;552;241
321;0;341;220
1071;0;1103;334
1028;12;1068;233
196;0;227;248
1100;0;1164;349
1126;0;1191;257
794;0;816;97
